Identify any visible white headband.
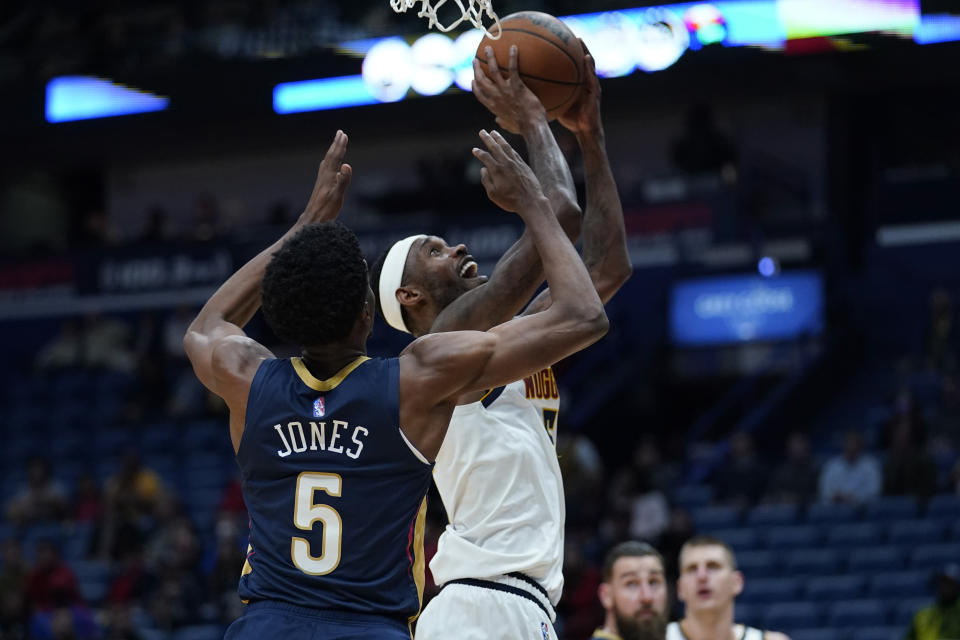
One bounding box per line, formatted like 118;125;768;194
378;234;425;334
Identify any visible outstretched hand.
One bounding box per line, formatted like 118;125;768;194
471;45;546;135
557;45;601;136
301;130;353;224
472;129;545;213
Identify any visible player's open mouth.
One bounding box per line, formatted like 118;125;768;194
697;588;712;598
459;259;479;278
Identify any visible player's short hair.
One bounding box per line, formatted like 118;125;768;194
679;535;738;570
602;541;665;582
261;221;368;347
368;246;412;331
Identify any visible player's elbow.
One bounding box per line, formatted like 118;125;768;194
574;306;609;343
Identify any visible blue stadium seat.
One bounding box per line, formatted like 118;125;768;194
784;548;841;576
792;630;839;640
734;604;763;628
869;570;933;599
736;550;781;578
746;504;800;527
911;543;960;571
864;496;919;521
848;546;905;573
764;601;822;629
926;494;960;520
671;484;714;509
888;519;945;545
827;522;882;547
72;560;111;606
172;625;225;640
853;626;905;640
692;505;742;530
710;528;759;551
762;524;821;549
740;577;802;604
139;629;170;640
828;598;888;628
804;575;866;601
806;502;859;525
896;597;933;626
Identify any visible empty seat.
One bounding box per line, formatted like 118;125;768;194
792;630;839;640
746;504;800;527
888;519;944;545
911;543;960;571
806;502;859;524
671;484;714;509
853;626;904;640
710;528;759;551
848;546;905;573
896;597;933;626
805;575;866;601
764;525;821;549
740;577;802;604
692;506;741;530
864;496;918;521
828;598;888;628
736;550;781;578
764;601;822;629
827;522;881;548
869;570;933;598
784;548;841;576
171;625;225;640
926;494;960;519
734;604;762;628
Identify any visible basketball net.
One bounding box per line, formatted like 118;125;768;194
389;0;502;38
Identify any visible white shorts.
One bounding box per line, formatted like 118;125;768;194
415;578;557;640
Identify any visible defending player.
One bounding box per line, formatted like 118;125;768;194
592;541;670;640
182;129;607;639
668;536;791;640
372;46;630;638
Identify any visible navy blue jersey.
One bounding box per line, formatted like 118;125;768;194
236;356;433;621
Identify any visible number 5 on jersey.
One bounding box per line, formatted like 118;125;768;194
292;472;342;575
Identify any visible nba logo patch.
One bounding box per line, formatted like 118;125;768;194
313;397;325;417
540;622;549;640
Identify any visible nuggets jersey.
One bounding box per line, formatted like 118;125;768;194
429;366;564;604
236;356;433;619
666;622;764;640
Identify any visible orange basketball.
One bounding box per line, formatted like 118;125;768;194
475;11;585;120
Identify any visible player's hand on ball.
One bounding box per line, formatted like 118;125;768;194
558;46;602;136
473;129;545;213
472;45;546;135
301;130;353;224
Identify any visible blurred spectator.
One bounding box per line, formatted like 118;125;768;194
162;307;194;362
34;320;83;372
81;313;135;373
712;431;768;508
75;209;117;249
6;457;68;526
138;207;171;245
628;470;670;544
925;287;957;372
98;453;164;560
765;432;819;504
658;507;694;584
24;541;81;612
0;540;27;595
28;601;99;640
73;472;103;524
186;194;220;242
558;432;605;526
208;517;244;624
818;429;882;504
670;103;737;177
101;603;143;640
883;418;937;499
0;540;28;639
558;537;603;640
906;564;960;640
107;547;152;606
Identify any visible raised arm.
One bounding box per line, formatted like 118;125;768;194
398;130;607;459
524;50;632;315
182;131;352;444
427;46;582;334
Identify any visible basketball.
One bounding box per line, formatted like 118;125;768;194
475;11;585;120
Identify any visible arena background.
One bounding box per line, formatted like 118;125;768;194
1;1;959;638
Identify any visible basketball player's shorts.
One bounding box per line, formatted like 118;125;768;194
415;574;558;640
224;601;410;640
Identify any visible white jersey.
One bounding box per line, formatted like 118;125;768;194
666;622;764;640
428;366;564;604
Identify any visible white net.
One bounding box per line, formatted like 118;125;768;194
389;0;501;38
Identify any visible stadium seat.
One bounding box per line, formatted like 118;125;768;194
804;575;866;601
853;626;905;640
864;496;919;521
784;548;841;576
848;546;905;573
911;543;960;571
710;527;759;551
692;505;742;530
792;629;839;640
806;502;859;525
896;597;933;626
745;503;800;527
869;570;933;598
171;625;225;640
740;577;802;604
827;522;881;548
926;494;960;520
763;525;821;549
888;519;944;545
734;604;762;628
828;598;888;628
671;484;714;509
764;601;822;629
736;550;781;578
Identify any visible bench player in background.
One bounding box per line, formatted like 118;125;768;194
182;129;607;639
371;45;630;639
591;541;670;640
668;536;791;640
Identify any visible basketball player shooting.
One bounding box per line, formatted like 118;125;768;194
372;45;630;639
182;129;607;640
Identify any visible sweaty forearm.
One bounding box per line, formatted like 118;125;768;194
522;119;581;240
